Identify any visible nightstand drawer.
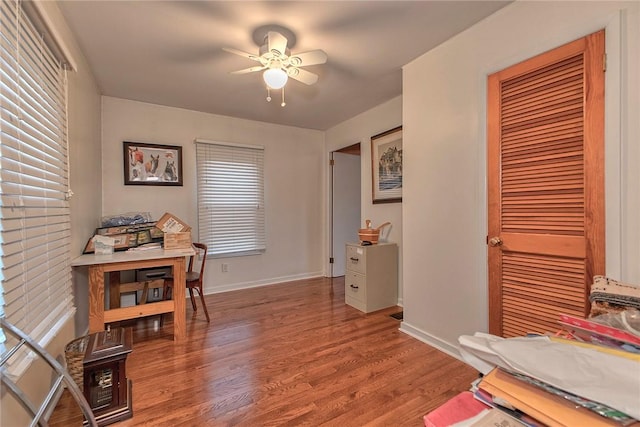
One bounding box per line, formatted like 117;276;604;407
346;245;366;274
345;272;366;304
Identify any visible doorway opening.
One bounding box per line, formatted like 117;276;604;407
330;143;361;278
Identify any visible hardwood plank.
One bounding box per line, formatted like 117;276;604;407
49;277;478;426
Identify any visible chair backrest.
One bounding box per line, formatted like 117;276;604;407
188;242;208;281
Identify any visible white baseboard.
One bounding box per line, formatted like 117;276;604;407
398;321;464;362
203;271;325;295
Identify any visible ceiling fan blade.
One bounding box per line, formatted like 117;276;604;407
288;50;328;67
287;68;319;85
230;65;266;75
267;31;288;57
223;47;260;62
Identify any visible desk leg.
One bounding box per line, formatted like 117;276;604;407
172;257;186;341
88;265;105;333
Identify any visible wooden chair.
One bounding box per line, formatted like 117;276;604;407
163;242;210;322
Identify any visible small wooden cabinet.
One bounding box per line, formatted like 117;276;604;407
345;242;398;313
83;327;133;426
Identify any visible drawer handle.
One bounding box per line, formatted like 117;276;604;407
350;257;359;262
350;284;359;289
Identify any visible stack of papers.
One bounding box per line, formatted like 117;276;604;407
476;368;636;426
459;333;640;426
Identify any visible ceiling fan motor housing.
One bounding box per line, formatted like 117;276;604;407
259;42;290;60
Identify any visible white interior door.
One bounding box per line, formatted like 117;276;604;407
332;151;361;277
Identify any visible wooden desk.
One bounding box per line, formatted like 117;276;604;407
71;248;194;341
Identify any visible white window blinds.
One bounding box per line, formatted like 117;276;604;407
195;140;265;257
0;0;73;372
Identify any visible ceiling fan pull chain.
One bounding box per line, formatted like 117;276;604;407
266;87;272;102
281;86;286;107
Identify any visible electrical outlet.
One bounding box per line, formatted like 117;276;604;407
153;288;159;298
221;263;229;273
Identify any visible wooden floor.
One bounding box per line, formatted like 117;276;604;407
50;277;478;426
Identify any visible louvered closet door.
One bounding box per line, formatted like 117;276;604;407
487;30;605;337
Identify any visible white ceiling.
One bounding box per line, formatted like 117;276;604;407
58;1;510;130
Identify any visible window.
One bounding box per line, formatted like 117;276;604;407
195;139;265;257
0;0;73;373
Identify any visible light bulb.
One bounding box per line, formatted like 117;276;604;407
263;68;288;89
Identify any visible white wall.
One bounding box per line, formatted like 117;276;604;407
65;34;103;338
325;96;403;301
101;97;325;293
401;1;640;357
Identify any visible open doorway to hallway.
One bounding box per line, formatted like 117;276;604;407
331;143;361;277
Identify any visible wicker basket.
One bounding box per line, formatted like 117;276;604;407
358;220;391;244
64;335;89;391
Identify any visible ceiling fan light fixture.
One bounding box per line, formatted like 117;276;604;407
263;68;288;89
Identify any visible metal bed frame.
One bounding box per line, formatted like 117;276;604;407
0;317;97;426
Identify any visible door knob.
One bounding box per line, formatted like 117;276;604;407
488;236;503;247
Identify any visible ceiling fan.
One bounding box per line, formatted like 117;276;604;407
223;29;327;106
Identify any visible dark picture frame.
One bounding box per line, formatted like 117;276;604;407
371;126;402;204
123;141;183;186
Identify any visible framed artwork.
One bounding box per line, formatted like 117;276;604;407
85;222;164;254
123;141;183;186
149;227;164;240
371;125;402;204
135;229;153;245
83;233;137;254
96;222;157;236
